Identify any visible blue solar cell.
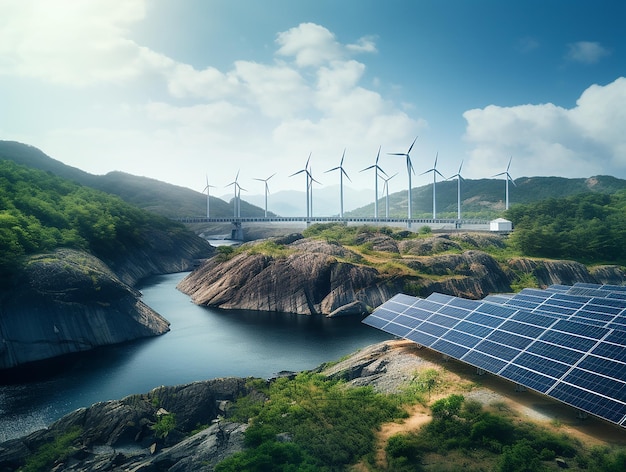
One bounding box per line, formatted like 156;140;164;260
417;300;446;312
539;304;578;316
465;311;504;328
427;313;460;328
383;322;415;338
539;330;597;352
395;314;426;329
590;297;626;309
455;320;494;338
603;331;626;347
476;303;516;318
592;342;626;363
526;341;584;366
432;339;470;358
418;321;449;338
514;352;571;379
462;350;508;373
550;383;626;424
563;369;626;402
552;319;609;340
362;314;390;329
577;355;626;382
392;293;421;305
506;299;541;310
574;310;616;323
374;300;408;315
449;297;481;310
500;364;555;393
513;311;556;328
405;330;438;347
473;339;520;361
427;292;457;304
499;320;546;339
487;330;533;350
438;304;471;319
441;330;481;349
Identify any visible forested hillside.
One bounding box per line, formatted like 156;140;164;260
0;140;268;219
348;175;626;220
506;191;626;264
0;160;190;278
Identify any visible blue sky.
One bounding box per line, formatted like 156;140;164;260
1;0;625;198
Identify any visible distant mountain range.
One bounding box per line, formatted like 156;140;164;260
2;140;626;220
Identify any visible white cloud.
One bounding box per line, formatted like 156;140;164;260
275;23;343;67
347;36;378;54
566;41;610;64
463;77;626;179
0;0;172;85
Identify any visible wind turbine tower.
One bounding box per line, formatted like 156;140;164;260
492;157;515;210
290;153;319;221
325;149;351;218
388;136;417;221
381;172;397;219
253;173;276;218
202;175;216;218
420;152;445;219
447;160;464;220
360;146;387;218
226;170;244;218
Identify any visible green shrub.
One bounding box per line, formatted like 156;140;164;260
153;413;177;438
22;427;82;472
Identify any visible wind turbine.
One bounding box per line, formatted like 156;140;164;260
420;152;445;219
325;149;351;218
308;165;322;218
225;170;244;218
388;136;418;220
360;146;387;218
253;173;276;218
290;153;315;220
492;157;515;210
381;172;397;219
202;174;216;218
447;160;464;220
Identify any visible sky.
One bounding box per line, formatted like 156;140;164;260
1;0;625;201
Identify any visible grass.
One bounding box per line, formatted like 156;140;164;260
21;427;82;472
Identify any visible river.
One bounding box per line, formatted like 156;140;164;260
0;272;391;442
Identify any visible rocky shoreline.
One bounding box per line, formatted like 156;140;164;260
0;229;214;371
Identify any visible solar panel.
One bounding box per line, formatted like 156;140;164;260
362;282;626;428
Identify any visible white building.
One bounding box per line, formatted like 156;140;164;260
490;218;513;232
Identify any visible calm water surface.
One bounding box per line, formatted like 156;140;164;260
0;272;390;442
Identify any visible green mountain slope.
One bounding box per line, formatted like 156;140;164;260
348;175;626;219
0;141;269;219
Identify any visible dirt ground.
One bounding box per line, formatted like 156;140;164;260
359;340;626;470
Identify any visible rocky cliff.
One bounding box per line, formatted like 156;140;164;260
178;232;626;314
178;237;401;316
0;341;428;472
0;230;214;371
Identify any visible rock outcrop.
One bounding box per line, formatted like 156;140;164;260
0;378;250;472
0;228;214;371
178;240;399;315
178;233;626;314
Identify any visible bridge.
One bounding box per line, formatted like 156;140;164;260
177;216;491;240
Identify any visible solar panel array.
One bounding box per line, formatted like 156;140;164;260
362;283;626;428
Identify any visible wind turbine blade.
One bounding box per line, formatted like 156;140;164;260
377;165;388;177
387;152;406;156
435;169;445;179
407;135;418;154
507;156;512;172
267;173;276;180
305;152;312;169
360;164;376;172
290;169;306;177
325;166;340;173
340;148;346;165
375;145;381;164
341;168;352;182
